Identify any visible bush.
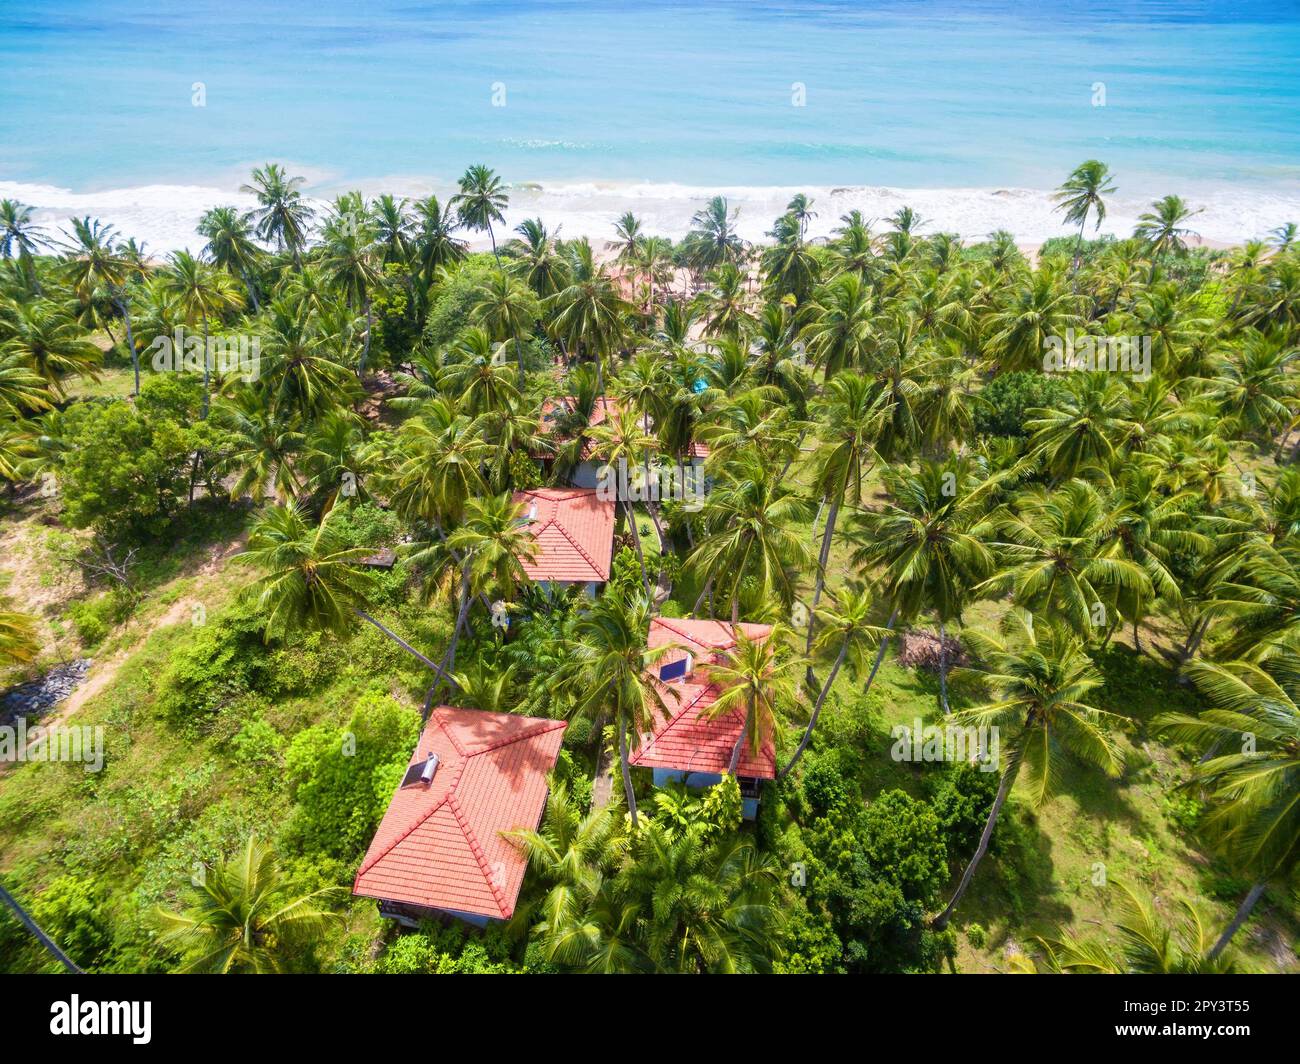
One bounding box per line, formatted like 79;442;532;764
283;690;421;859
929;763;1000;858
859;790;949;903
974;371;1069;438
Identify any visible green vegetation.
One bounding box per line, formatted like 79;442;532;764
0;162;1298;976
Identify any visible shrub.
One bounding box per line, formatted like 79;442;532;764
283;690;421;859
974;371;1069;438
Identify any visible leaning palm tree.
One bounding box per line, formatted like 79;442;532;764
804;370;887;663
706;624;803;774
783;585;887;775
1032;879;1241;973
240;163;314;267
852;457;1005;713
556;589;671;828
240;502;454;683
452;164;509;264
1052;160;1116;270
1154;646;1300;959
154;835;339;973
932;609;1125;929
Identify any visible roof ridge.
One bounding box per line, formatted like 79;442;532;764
355;757;468;879
654;616;737;653
432;709;469;758
446;792;512;919
549;510;608;580
459;715;566;759
630;680;716;765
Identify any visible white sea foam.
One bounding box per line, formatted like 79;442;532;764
4;175;1297;256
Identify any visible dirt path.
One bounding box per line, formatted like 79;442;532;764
5;533;247;745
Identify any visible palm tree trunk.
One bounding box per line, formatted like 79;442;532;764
0;884;84;973
619;714;639;829
116;296;140;397
805;494;842;683
241;270;260;312
200;308;212;419
1208;881;1266;960
624;500;651;598
782;638;846;777
865;609;899;694
354;609;457;685
728;712;750;775
358;295;374;376
932;746;1022;930
938;619;951;715
692;577;713;616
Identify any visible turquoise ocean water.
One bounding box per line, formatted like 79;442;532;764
1;0;1298;248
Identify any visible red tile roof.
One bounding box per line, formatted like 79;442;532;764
512;487;615;584
630;618;777;779
353;707;566;920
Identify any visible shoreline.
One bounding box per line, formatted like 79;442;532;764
1;175;1289;258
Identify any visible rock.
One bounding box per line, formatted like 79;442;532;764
0;658;93;726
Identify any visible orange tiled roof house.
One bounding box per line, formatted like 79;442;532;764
510;486;616;596
353;706;566;927
630;617;776;820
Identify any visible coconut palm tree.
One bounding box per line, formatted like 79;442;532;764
384;398;490;528
932;609;1124;928
0;199;47;292
197;205;263;310
217;390;304;502
588;404;658;596
438;327;520;416
1154;643;1300;957
318;206;382;375
804;371;888;663
59;216;143;394
1134;195;1203;275
506;217;569;299
159;251;242;416
412;194;467;287
1052;160;1116;270
985;478;1153;640
240;163;314;267
803;270;876;378
452;164;509;264
706;624;802;773
851;457;1004;713
469;269;536;379
154;835;339;973
1032;879;1241;973
687;450;814;622
783;585;886;774
683;196;745;277
256;297;358;420
0;300;101;396
556;589;670;828
240;502;453;681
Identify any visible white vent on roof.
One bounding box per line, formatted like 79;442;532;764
528;502;538;521
420;753;439;783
